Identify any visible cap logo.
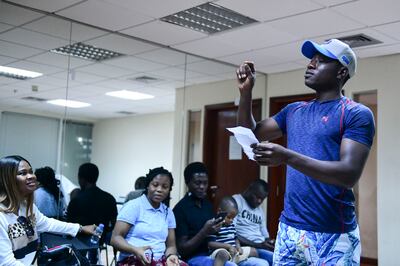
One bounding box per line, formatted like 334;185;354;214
341;55;350;65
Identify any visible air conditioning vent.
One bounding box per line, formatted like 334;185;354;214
21;96;48;102
129;75;160;83
336;34;382;48
116;111;136;115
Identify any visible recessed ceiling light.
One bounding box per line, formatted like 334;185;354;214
160;2;257;34
106;90;154;100
0;66;42;80
47;99;91;108
51;42;124;62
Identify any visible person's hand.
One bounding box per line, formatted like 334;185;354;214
236;61;256;94
202;218;224;235
237;246;243;255
80;224;97;235
228;245;236;256
134;246;152;265
166;255;180;266
251;141;289;166
261;238;275;251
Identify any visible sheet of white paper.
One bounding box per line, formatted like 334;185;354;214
226;126;259;160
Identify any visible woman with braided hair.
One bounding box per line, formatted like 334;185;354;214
111;167;187;266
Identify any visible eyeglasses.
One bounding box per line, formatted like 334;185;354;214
17;216;34;238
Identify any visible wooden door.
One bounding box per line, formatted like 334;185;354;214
203;99;262;210
267;93;316;239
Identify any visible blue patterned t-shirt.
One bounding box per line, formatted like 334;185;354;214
273;96;375;233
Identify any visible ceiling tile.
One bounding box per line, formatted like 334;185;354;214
121;20;207;46
257;61;304;74
0;22;13;33
103;56;167;72
217;0;323;22
6;0;84;12
86;33;158;55
356;43;400;59
28;52;93;69
213;22;299;51
135;48;190;66
374;22;400;42
184;61;236;75
57;0;153;31
0;2;44;26
268;8;365;39
22;16;107;42
0;55;18;65
50;70;107;84
172;37;244;58
0;28;70;50
0;40;43;59
75;63;134;78
219;41;304;67
333;0;400;27
7;60;64;75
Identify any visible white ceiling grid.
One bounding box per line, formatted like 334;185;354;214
0;0;399;120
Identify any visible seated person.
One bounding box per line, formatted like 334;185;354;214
67;162;118;263
173;162;268;266
0;155;95;265
34;166;65;219
111;167;186;266
208;196;260;266
233;180;274;265
125;176;146;203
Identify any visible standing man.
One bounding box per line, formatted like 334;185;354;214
233;179;274;265
173;162;269;266
236;39;375;264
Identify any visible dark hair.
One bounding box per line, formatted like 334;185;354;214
248;179;269;194
134;176;147;190
0;155;34;217
184;162;208;184
35;166;63;204
143;167;173;206
78;163;99;184
219;196;238;212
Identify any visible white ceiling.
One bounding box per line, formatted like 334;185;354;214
0;0;399;120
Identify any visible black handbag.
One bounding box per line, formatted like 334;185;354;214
34;244;90;266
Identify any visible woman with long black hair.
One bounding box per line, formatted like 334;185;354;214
0;155;96;265
34;166;65;219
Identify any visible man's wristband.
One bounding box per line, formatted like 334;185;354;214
78;225;83;234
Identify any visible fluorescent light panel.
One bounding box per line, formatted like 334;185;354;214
160;2;257;34
106;90;154;100
47;99;91;108
51;42;123;62
0;66;42;80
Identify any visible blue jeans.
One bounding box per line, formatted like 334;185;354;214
256;249;273;265
188;255;269;266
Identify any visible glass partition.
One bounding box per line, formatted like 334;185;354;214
0;1;239;206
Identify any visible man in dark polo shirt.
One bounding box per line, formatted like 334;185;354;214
173;162;223;266
173;162;270;266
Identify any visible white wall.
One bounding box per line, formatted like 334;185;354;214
173;54;400;264
172;75;268;204
91;112;175;202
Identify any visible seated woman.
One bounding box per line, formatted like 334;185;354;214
111;167;186;266
0;155;96;265
34;166;65;219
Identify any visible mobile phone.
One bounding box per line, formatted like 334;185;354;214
215;211;228;221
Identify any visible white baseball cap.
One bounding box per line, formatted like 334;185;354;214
301;39;357;78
